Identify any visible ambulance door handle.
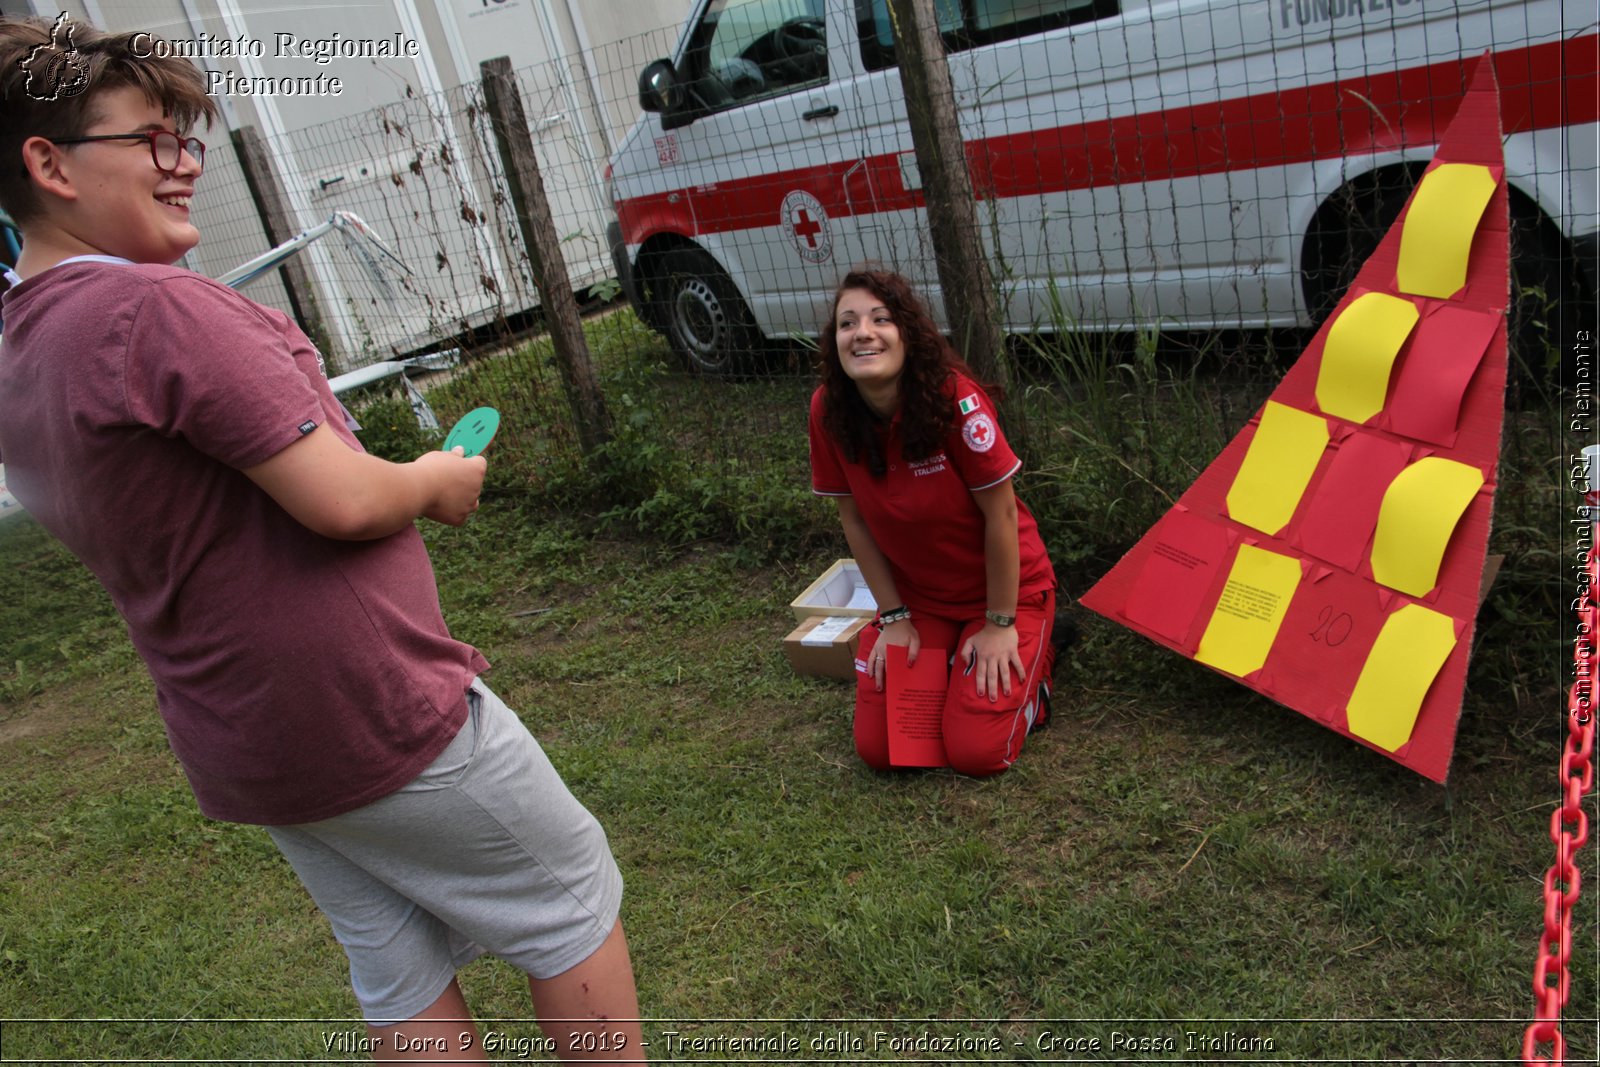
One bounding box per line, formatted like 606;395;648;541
803;105;839;121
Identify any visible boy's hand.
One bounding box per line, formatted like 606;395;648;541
415;445;486;526
246;425;487;539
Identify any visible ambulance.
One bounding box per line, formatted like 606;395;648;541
603;0;1597;374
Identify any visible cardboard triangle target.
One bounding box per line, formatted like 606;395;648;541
1079;55;1509;783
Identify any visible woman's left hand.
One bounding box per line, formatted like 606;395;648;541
962;623;1025;702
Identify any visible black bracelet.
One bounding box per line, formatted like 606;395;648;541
877;606;911;628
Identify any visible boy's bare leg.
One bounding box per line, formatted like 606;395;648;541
529;920;644;1062
368;977;484;1063
360;920;641;1063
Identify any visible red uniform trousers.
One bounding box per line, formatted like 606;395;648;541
853;588;1055;776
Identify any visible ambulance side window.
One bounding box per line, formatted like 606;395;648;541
682;0;829;111
856;0;1118;71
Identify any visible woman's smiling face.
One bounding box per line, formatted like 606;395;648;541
834;287;906;392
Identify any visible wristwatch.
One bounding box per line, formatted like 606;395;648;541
985;609;1016;628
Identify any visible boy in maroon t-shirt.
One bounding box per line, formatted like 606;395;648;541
0;16;641;1059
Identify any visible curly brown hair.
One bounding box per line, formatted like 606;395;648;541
0;15;216;224
818;267;995;477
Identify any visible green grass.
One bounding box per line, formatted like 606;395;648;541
0;313;1588;1061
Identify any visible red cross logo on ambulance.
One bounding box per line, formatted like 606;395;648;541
780;190;833;264
962;413;996;453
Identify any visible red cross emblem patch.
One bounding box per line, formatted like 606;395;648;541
962;413;996;453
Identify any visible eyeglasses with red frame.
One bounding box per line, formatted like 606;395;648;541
51;130;205;175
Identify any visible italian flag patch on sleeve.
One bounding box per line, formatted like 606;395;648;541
958;394;980;415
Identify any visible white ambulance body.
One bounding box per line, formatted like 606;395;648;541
605;0;1597;373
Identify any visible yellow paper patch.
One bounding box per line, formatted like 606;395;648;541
1225;402;1329;535
1315;292;1420;423
1396;163;1497;299
1370;457;1483;596
1195;545;1301;678
1346;604;1458;751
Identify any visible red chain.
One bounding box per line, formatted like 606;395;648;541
1523;547;1598;1064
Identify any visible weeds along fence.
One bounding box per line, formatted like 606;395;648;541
172;2;1589;581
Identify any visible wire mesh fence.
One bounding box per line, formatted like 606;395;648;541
118;0;1597;560
0;8;1589;1053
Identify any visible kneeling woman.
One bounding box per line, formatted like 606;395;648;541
808;268;1058;776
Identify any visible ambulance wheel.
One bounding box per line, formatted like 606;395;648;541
655;249;764;376
1300;164;1419;326
1503;198;1592;390
1302;169;1590;389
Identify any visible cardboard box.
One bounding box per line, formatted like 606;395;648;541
784;614;871;680
790;558;877;624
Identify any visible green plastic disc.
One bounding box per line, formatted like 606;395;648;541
442;407;500;457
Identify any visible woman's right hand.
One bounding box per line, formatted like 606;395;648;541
870;618;920;691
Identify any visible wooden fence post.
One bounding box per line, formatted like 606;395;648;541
229;124;338;368
480;56;613;455
883;0;1006;391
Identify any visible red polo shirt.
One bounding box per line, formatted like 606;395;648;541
809;373;1054;618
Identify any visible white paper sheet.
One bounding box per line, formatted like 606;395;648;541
846;585;877;611
801;615;857;647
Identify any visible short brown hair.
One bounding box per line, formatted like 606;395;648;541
0;15;216;224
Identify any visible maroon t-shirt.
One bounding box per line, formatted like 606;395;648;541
0;262;487;824
808;373;1055;618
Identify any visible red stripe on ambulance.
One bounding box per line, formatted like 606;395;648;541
616;36;1596;245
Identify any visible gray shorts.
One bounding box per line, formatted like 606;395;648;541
267;678;624;1023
